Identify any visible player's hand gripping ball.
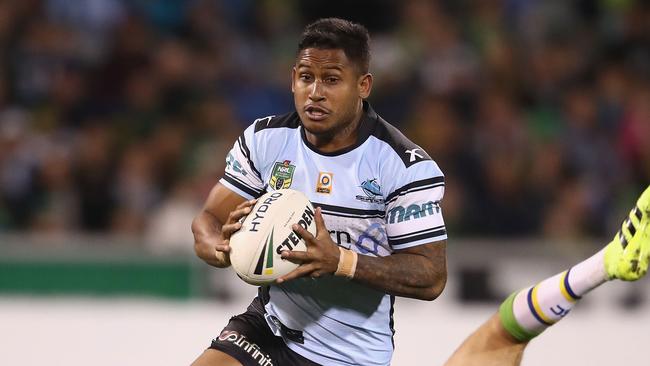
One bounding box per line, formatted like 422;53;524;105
229;189;317;285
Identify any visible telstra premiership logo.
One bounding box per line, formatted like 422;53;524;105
254;229;275;275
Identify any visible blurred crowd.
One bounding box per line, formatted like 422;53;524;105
0;0;649;248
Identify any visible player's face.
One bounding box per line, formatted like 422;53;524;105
292;48;372;138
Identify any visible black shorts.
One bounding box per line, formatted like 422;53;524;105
209;296;320;366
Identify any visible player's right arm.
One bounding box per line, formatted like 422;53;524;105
192;119;267;268
191;183;253;268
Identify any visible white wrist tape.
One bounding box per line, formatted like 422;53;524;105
335;247;358;279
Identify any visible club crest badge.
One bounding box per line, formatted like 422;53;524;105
356;178;384;204
269;160;296;190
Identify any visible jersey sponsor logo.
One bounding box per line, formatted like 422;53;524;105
226;152;248;176
356;178;384;204
355;222;388;256
405;148;423;162
387;200;441;224
269;160;295;189
316;172;333;194
329;229;352;246
328;225;389;256
215;330;274;366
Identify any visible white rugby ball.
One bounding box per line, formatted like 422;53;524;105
229;189;317;286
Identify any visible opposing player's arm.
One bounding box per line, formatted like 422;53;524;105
192;183;254;268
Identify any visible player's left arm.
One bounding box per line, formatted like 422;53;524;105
279;155;448;300
353;239;446;300
278;207;447;300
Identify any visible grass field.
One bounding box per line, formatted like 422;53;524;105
1;278;647;366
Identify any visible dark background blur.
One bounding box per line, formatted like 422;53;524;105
1;0;649;242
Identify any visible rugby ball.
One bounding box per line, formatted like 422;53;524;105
229;189;317;286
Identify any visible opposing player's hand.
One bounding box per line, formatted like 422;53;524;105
276;207;340;283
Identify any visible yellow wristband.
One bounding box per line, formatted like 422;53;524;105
335;247;358;279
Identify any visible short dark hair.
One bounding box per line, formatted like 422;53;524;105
297;18;371;74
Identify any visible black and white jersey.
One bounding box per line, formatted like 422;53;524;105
220;102;446;366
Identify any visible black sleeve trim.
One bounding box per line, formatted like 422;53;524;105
387;225;446;240
389;229;447;246
237;134;262;180
222;173;264;198
313;202;385;218
385;176;445;203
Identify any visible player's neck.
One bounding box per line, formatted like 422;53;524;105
304;106;363;154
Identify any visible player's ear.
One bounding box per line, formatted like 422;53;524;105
291;67;296;93
359;73;372;99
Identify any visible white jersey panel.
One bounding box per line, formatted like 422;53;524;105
217;105;446;366
267;278;394;366
220;120;267;199
380;150;447;249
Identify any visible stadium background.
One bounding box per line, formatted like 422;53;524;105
0;0;648;365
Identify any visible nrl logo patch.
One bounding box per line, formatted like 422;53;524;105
269;160;295;189
356;178;384;204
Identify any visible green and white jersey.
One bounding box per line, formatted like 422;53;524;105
220;102;446;366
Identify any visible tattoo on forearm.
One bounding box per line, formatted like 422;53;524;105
354;247;445;298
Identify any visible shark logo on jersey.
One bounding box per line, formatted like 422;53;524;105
356;178;384;204
269;160;295;189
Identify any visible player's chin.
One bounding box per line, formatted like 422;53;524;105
300;116;333;134
302;124;335;138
